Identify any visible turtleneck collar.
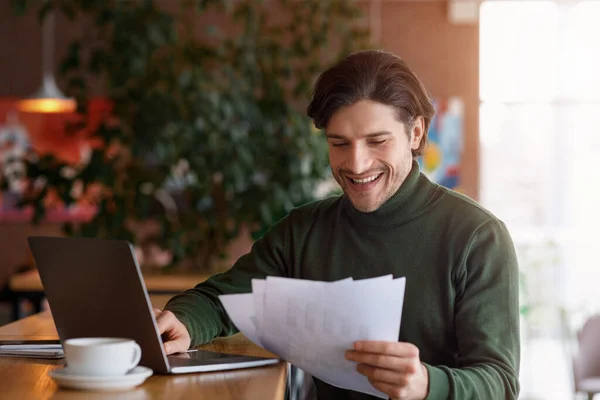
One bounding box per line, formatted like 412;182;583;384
341;160;441;227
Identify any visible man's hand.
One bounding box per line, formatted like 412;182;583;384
345;341;429;400
153;309;191;355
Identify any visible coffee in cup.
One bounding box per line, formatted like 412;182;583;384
63;337;142;377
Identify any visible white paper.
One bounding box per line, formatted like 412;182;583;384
251;279;266;346
251;277;353;347
217;293;261;346
262;277;405;398
219;275;405;399
0;344;62;349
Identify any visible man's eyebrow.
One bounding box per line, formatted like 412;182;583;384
365;131;393;138
325;133;346;139
325;131;393;139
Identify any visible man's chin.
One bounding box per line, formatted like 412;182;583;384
347;197;382;213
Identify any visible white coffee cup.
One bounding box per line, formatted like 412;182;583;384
63;337;142;377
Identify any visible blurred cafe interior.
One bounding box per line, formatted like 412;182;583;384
1;1;600;399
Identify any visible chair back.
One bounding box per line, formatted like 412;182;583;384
574;314;600;388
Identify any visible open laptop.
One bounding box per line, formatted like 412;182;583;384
27;236;279;374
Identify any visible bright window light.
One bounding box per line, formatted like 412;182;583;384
480;1;559;102
564;2;600;100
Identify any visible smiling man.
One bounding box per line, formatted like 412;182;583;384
157;50;520;400
325;101;422;213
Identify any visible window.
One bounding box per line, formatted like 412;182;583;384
480;3;600;398
480;1;600;313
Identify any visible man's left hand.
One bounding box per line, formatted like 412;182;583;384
345;341;429;400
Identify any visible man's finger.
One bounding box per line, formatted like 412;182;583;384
356;364;408;385
369;380;407;400
353;341;419;358
346;351;413;370
164;337;188;355
155;310;174;335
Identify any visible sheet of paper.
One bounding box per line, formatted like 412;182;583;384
220;277;354;349
251;279;266;346
252;277;355;347
0;344;62;349
220;274;405;398
261;276;406;398
258;274;390;354
0;348;64;359
217;293;261;346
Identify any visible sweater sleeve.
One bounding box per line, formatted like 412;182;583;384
425;219;521;400
163;214;292;347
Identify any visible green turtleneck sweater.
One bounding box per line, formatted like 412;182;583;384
164;161;520;400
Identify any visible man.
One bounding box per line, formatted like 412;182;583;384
156;50;520;400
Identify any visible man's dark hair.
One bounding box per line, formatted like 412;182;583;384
307;49;435;157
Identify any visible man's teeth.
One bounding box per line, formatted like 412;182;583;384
351;174;380;184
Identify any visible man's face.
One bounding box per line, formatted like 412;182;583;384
325;100;424;213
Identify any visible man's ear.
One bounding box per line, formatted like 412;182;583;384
410;116;425;150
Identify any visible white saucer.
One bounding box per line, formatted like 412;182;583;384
48;366;153;391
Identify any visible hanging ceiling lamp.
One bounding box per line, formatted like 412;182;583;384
18;7;76;114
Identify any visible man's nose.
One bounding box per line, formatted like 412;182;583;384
347;145;371;174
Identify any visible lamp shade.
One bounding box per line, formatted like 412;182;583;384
18;74;76;113
17;7;76;114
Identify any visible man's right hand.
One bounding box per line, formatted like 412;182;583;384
154;309;192;355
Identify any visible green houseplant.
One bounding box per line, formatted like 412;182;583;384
13;0;370;271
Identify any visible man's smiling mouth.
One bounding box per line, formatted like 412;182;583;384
348;173;383;184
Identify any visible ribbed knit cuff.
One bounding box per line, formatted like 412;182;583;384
423;363;450;400
164;297;216;347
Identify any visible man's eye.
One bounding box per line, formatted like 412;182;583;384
331;142;348;147
369;140;385;146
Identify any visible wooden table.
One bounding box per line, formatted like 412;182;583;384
0;311;287;399
9;269;210;293
7;270;210;320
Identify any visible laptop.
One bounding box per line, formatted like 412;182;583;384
27;236;279;374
